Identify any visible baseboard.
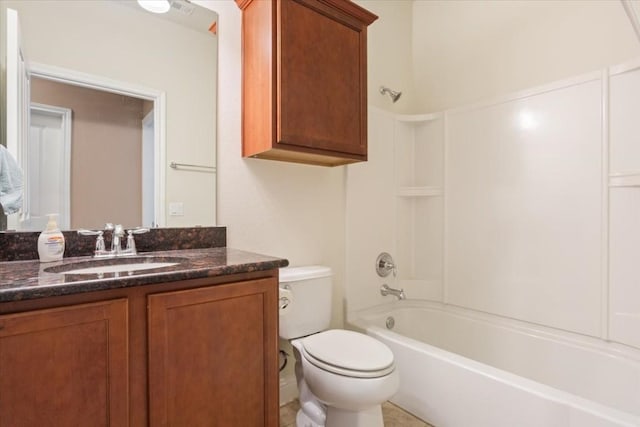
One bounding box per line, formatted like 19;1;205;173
279;375;298;406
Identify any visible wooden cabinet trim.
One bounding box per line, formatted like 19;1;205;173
292;0;375;30
238;0;377;26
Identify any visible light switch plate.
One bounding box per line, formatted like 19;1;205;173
169;202;184;216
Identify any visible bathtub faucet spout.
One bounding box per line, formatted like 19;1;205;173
381;284;406;300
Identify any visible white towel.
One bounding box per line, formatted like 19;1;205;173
0;145;23;215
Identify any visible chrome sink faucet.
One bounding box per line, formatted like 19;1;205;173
380;284;406;300
78;223;149;257
105;223;125;255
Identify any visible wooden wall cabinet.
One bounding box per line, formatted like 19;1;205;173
236;0;378;167
0;273;279;427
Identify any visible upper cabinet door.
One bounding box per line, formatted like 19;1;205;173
237;0;377;167
278;0;365;156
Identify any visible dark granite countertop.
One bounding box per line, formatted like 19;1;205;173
0;247;289;302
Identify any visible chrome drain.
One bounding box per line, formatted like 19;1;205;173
385;316;395;330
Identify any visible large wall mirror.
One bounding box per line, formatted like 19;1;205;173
0;0;218;232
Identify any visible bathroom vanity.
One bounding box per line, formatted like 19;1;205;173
0;236;287;427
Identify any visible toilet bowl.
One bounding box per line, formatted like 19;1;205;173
293;330;399;427
279;266;399;427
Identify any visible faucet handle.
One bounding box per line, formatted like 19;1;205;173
129;227;150;235
376;252;397;278
78;229;101;236
124;228;150;255
125;230;137;254
77;230;106;254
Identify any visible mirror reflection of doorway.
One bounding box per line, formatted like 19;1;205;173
28;77;156;231
27;104;71;231
4;5;165;231
142;110;155;228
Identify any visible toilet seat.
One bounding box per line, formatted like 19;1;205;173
300;330;395;378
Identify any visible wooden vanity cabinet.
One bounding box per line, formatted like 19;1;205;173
0;299;129;427
236;0;378;166
148;278;278;426
0;272;279;427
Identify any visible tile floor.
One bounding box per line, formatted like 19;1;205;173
279;400;434;427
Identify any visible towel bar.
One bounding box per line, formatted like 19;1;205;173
169;162;216;172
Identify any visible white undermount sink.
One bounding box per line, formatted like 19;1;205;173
44;256;186;276
59;262;179;275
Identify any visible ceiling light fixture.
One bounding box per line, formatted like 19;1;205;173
137;0;171;14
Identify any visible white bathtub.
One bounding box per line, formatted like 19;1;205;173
349;300;640;427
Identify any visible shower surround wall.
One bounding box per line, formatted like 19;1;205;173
347;58;640;353
445;74;602;337
347;0;640;356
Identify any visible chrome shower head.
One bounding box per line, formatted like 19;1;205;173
379;86;402;103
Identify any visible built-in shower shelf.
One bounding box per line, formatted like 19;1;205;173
394;112;443;123
397;186;443;197
609;173;640;187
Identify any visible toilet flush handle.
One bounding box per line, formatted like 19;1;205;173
279;284;291;310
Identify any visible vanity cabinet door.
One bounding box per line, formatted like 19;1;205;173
0;299;129;427
147;278;279;427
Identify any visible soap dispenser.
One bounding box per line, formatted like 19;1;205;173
38;214;65;262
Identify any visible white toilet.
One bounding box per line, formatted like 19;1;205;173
279;266;399;427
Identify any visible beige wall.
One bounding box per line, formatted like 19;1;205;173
412;0;640;113
3;0;217;227
142;100;154;118
354;0;416;114
200;0;347;326
31;78;142;229
199;0;415;332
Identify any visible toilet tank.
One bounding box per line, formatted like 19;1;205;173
279;265;332;339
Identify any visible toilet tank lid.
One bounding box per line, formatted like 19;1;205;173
279;265;332;283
